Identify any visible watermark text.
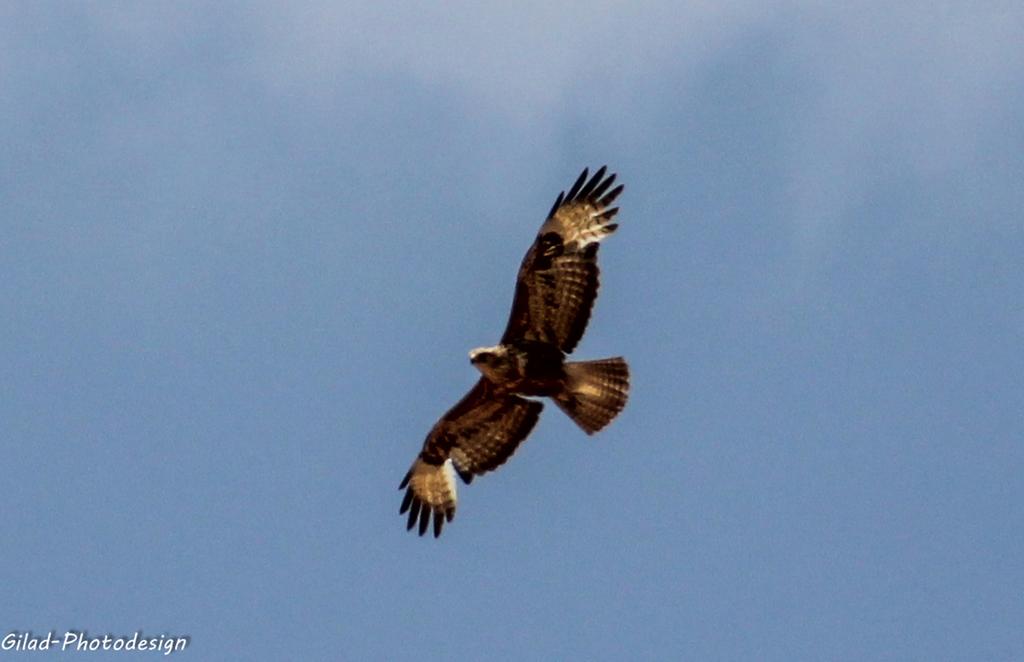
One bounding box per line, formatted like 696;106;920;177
2;631;189;655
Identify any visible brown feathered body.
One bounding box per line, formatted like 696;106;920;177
470;340;629;434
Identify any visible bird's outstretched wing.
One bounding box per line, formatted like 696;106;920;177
501;166;623;353
399;378;543;537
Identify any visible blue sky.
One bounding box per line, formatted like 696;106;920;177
2;3;1022;660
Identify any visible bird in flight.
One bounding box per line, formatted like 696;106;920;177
399;166;630;537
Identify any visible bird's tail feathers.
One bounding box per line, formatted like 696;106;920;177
554;357;629;435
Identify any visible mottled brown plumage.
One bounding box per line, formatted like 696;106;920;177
502;165;623;352
400;167;630;537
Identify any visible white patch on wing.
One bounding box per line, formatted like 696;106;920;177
410;458;458;511
553;207;618;252
572;213;616;249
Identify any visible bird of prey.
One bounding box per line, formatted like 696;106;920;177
399;166;630;537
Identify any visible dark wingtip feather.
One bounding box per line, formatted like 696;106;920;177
599;184;624;207
578;166;606;199
399;471;411;490
400;488;414;514
565;168;588;201
433;512;443;538
418;509;430;536
547;191;565;219
589;172;616;201
405;500;418;531
445;507;455;522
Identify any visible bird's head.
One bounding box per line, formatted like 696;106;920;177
469;345;511;380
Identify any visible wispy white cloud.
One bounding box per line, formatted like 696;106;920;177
13;3;1019;146
230;1;771;122
5;2;1021;268
776;5;1023;262
238;2;1022;255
